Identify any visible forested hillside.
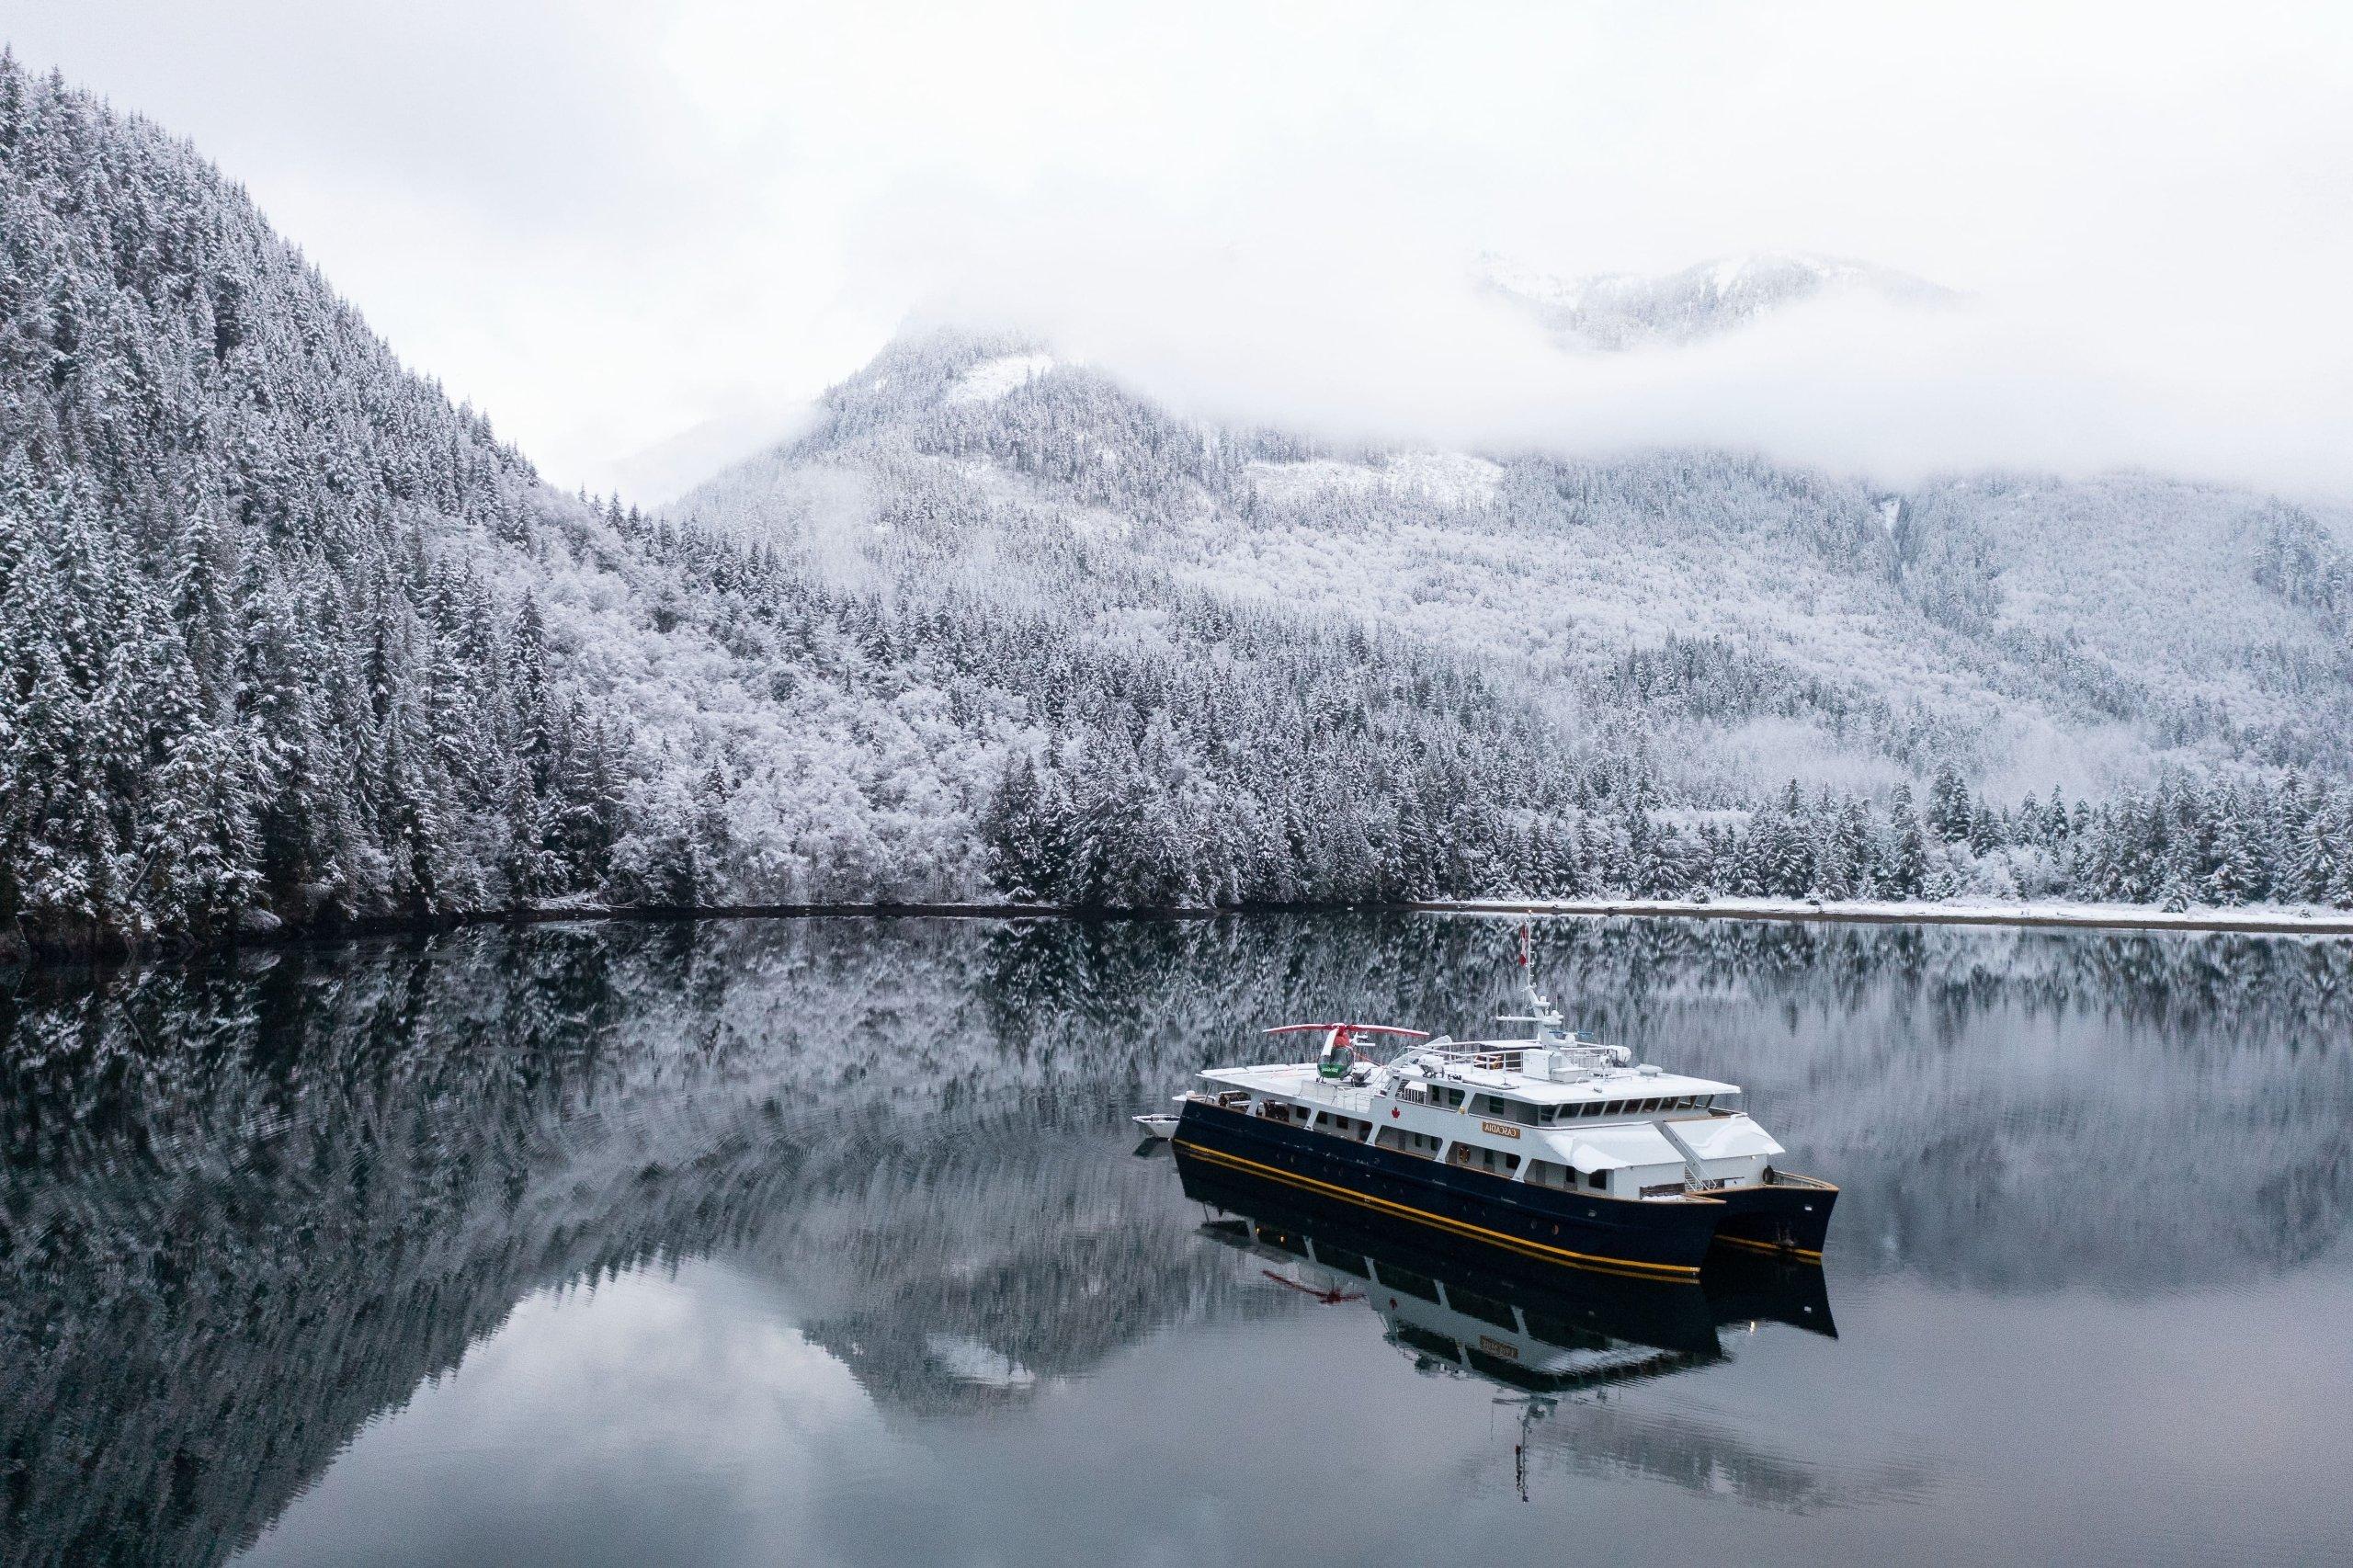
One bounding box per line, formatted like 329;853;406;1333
5;55;2353;957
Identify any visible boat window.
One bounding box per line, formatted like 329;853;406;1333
1381;1264;1441;1303
1449;1288;1518;1331
1586;1169;1607;1190
1319;1246;1370;1278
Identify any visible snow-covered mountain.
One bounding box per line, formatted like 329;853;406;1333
1475;250;1960;350
6;57;2353;952
673;327;2353;896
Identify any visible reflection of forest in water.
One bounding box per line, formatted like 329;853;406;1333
3;915;2349;1566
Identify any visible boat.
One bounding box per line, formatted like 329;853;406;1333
1165;939;1836;1280
1131;1113;1180;1140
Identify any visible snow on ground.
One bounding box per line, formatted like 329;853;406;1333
944;353;1058;404
1434;895;2353;936
1245;451;1504;508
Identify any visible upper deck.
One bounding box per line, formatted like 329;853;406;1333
1204;1035;1739;1123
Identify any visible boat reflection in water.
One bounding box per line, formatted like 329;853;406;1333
1177;1143;1835;1458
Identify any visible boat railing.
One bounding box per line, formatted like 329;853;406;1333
1388;1039;1630;1079
1289;1076;1381;1113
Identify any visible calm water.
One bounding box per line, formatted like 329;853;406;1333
5;915;2352;1568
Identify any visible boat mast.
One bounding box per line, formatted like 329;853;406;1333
1507;921;1568;1043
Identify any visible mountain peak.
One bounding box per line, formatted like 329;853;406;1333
1475;250;1959;351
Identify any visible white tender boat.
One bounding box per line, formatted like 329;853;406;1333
1131;1113;1180;1140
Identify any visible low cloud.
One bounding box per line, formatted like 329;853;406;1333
12;0;2351;500
904;187;2353;500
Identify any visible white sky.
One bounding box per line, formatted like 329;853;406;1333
10;0;2353;501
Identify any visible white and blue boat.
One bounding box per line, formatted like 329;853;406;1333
1166;970;1836;1279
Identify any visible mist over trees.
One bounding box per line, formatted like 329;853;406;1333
5;55;2353;956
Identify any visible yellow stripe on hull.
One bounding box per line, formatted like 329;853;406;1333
1171;1138;1703;1281
1710;1231;1825;1263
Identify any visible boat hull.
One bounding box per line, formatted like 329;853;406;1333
1708;1176;1837;1261
1176;1154;1837;1347
1172;1098;1723;1279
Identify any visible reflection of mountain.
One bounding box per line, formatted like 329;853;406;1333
2;914;2349;1562
1524;922;2353;1290
1177;1158;1898;1514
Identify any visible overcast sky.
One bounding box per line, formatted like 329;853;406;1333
11;0;2352;501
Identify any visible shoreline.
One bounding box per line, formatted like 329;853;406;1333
494;893;2353;938
1405;897;2353;937
13;893;2351;971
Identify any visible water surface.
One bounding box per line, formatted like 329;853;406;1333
5;915;2350;1567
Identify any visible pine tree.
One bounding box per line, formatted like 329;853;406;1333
1882;785;1927;900
1928;762;1972;842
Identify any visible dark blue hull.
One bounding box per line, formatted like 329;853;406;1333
1710;1177;1837;1260
1173;1099;1724;1279
1176;1155;1839;1347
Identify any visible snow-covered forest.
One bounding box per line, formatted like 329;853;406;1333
6;55;2353;955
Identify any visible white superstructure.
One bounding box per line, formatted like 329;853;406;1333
1191;981;1786;1203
